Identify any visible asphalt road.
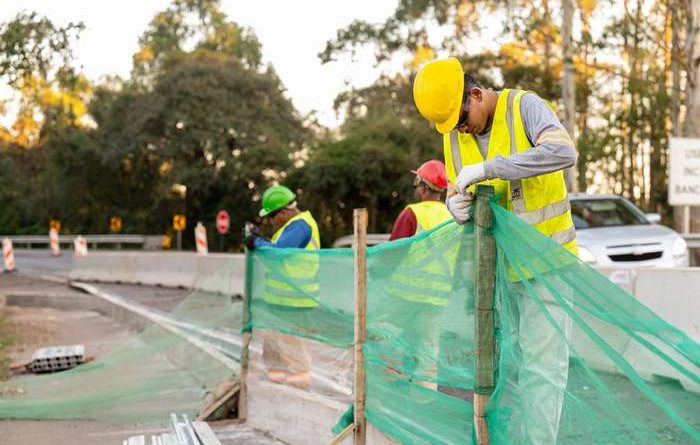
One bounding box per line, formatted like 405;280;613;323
11;249;74;278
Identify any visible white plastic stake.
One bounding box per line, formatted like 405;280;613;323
195;222;208;256
49;228;60;256
2;238;16;272
73;235;88;257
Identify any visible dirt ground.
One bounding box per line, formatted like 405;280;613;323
0;275;156;445
0;275;283;445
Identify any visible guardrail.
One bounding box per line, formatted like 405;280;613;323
0;234;163;250
683;234;700;249
331;233;390;248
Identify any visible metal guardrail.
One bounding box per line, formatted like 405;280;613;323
683;234;700;249
332;233;390;248
0;234;163;250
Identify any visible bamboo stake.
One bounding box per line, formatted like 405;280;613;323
353;208;368;445
474;185;496;445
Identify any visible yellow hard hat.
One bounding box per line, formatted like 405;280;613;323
413;57;464;134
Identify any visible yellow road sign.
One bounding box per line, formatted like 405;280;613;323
49;219;61;232
162;234;172;249
110;216;122;233
173;214;186;231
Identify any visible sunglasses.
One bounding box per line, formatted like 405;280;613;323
454;91;471;130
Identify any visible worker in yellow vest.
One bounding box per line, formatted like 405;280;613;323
389;159;452;240
245;185;321;390
413;58;577;445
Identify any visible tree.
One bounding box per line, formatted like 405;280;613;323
131;0;262;87
0;12;86;148
295;75;438;242
91;52;308;243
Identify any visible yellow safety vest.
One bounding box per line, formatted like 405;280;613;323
406;201;452;234
443;89;578;255
263;211;321;308
386;202;457;306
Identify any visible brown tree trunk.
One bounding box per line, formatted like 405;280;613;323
562;0;577;191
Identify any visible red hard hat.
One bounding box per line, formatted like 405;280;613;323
412;160;448;190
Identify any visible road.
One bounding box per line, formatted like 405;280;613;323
0;259;283;445
11;249;74;278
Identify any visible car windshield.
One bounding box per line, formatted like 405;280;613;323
570;198;649;229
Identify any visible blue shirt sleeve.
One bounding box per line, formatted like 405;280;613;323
254;219;312;248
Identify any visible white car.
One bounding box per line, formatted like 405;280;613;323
569;193;689;268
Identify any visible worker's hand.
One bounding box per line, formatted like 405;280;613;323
244;234;257;250
446;192;474;224
455;163;487;195
245;223;262;237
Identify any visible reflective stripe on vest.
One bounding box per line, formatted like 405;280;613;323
264;211;321;307
385;223;460;306
406;201;452;234
444;89;577;254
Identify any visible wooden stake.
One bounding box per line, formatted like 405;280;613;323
328;423;355;445
474;185;496;445
197;381;240;421
237;243;254;421
353;208;368;445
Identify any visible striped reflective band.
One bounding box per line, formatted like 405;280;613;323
449;130;462;177
516;198;571;225
505;91;528;215
550;226;577;245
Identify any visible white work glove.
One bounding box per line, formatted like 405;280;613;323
446;192;474;224
455;163;487;195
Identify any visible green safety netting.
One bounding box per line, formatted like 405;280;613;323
249;200;700;444
0;266;241;422
0;196;698;445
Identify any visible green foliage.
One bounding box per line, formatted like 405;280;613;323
295;75;438;243
88;52;308;242
0;11;84;88
132;0;262;86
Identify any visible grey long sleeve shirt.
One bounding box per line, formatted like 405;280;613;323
477;92;577;181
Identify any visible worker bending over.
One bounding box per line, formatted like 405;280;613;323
413;57;577;445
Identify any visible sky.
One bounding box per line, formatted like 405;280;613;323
0;0;403;128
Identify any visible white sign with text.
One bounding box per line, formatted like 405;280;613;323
669;137;700;206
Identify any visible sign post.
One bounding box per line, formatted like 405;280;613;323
669;138;700;234
173;214;186;250
216;210;230;252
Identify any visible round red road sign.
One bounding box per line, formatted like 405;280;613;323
216;210;230;234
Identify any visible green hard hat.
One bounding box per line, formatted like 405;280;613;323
259;185;296;217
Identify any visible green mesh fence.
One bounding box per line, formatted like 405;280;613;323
1;195;698;445
249;199;700;444
0;265;241;422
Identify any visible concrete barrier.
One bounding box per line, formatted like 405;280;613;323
583;267;700;393
247;379;396;445
69;251;245;296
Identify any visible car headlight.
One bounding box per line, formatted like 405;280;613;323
672;237;688;258
578;246;596;263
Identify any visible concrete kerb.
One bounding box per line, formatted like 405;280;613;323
69;251;245;296
246;379;397;445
